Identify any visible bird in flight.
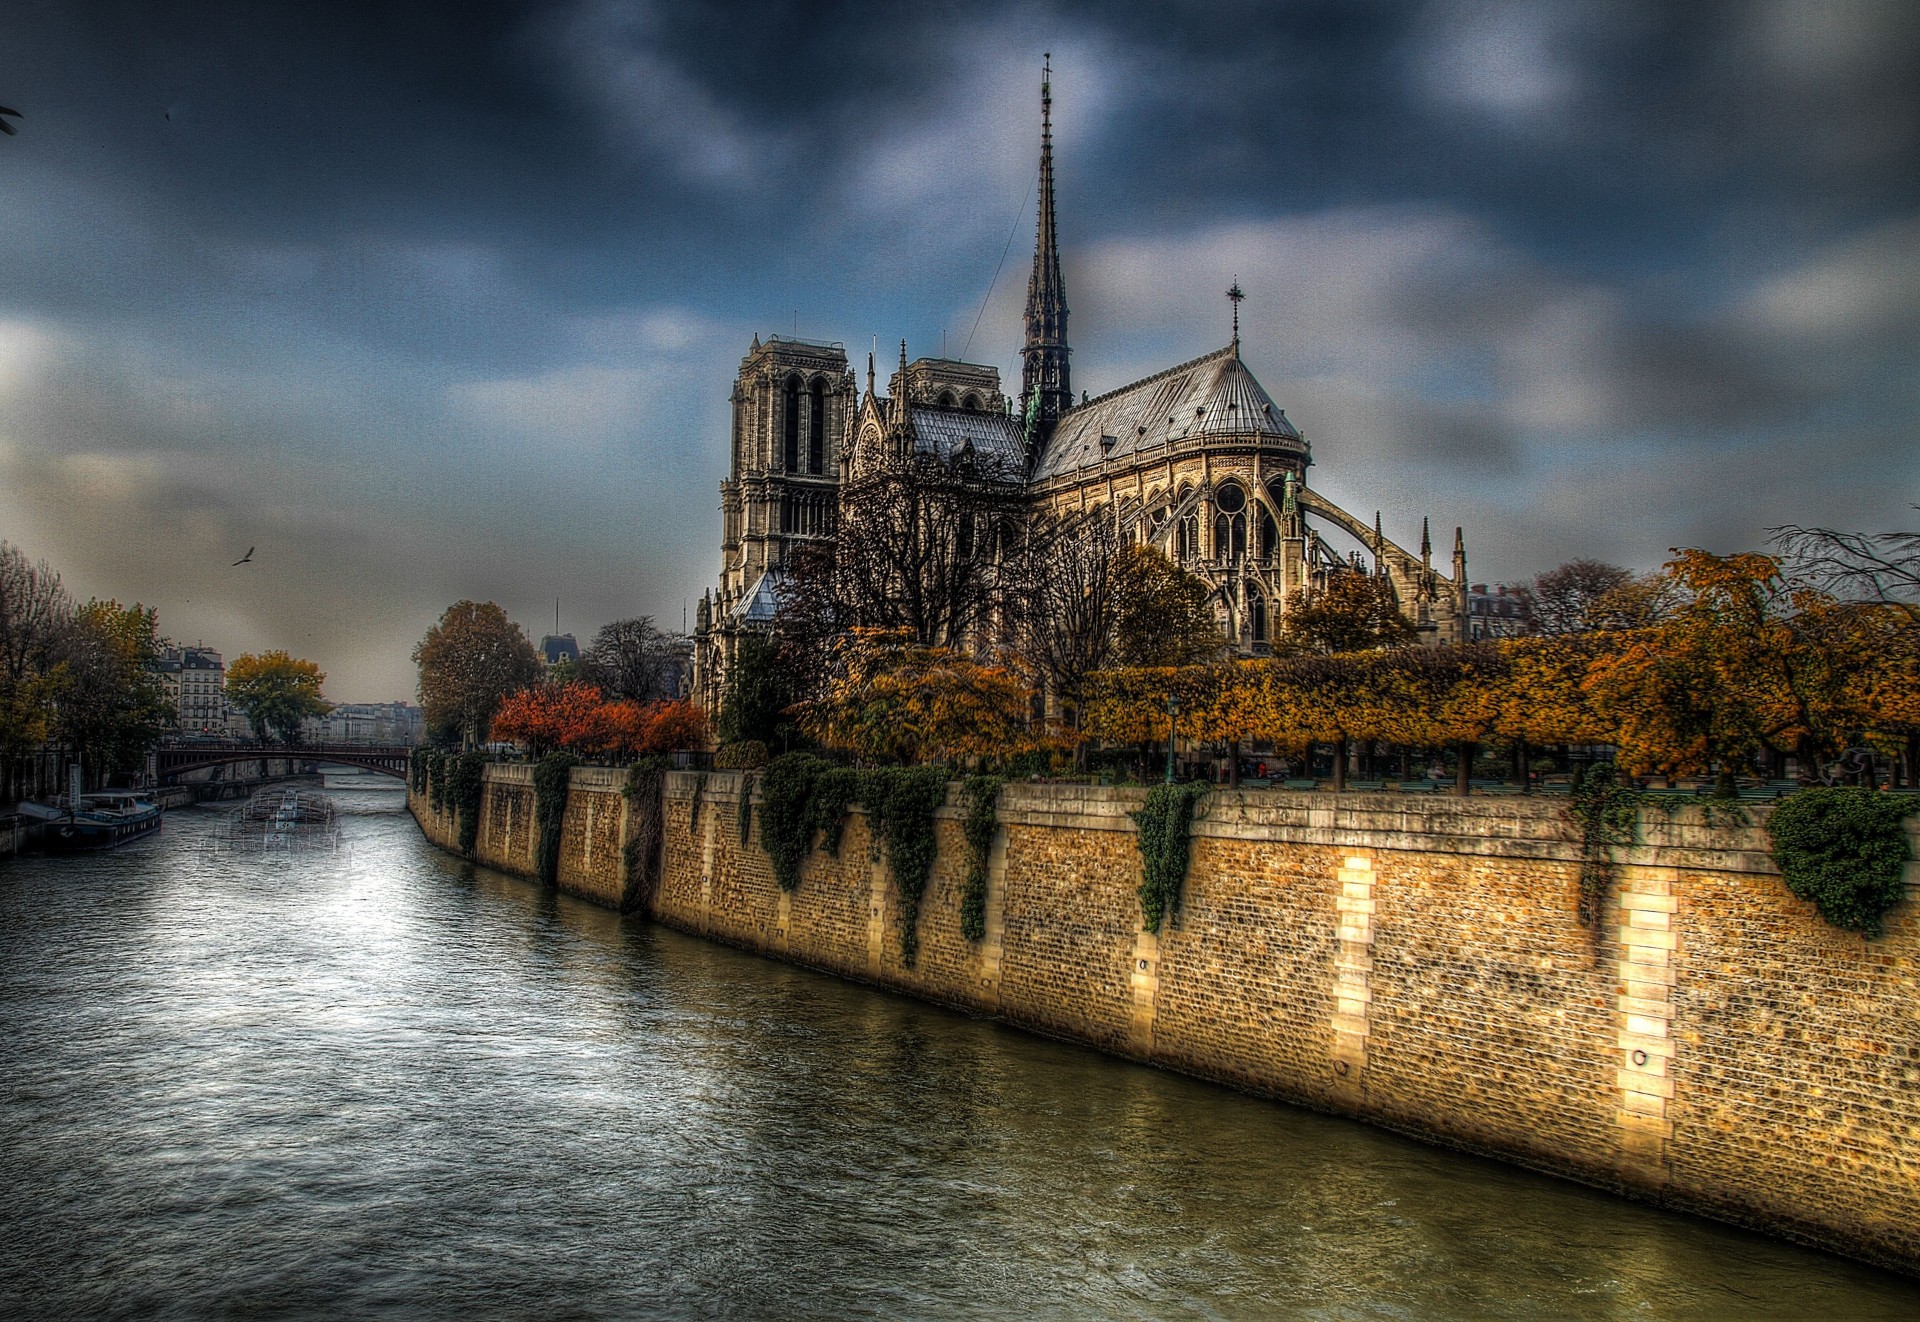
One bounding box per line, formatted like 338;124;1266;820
0;107;21;136
232;547;255;566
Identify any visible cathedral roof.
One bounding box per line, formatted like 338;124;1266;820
1029;345;1303;481
728;568;785;626
893;402;1028;480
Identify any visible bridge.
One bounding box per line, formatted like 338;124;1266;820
155;742;412;783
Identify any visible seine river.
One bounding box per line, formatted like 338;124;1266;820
3;783;1917;1320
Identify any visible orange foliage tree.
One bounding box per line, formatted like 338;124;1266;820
488;683;710;760
795;629;1037;765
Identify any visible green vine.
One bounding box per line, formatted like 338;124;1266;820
810;767;863;857
409;747;431;794
1133;783;1209;934
959;775;1005;942
876;767;949;966
450;751;488;857
532;751;578;888
1567;762;1641;931
736;772;755;847
425;749;450;815
1767;788;1915;936
760;753;828;891
620;755;669;914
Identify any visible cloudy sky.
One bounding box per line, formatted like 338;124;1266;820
2;1;1916;698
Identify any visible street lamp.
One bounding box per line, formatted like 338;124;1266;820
1165;694;1181;785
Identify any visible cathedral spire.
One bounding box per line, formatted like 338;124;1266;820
1021;53;1071;450
891;340;913;444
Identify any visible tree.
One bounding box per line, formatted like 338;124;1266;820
1281;571;1417;654
1008;510;1125;730
226;650;332;745
489;681;609;757
1112;544;1225;668
796;629;1035;765
1583;549;1877;780
53;600;173;780
779;445;1026;657
581;616;685;702
1774;509;1920;625
0;542;70;801
718;633;799;749
1520;559;1632;635
414;601;543;748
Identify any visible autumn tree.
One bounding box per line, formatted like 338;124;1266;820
1584;549;1876;781
581;616;685;702
1281;571;1417;654
53;600;174;780
796;629;1034;766
414;601;543;748
0;542;70;801
226;650;332;745
1111;544;1224;668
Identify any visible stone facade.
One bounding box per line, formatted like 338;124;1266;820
691;70;1473;710
414;767;1920;1274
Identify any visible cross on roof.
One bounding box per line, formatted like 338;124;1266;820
1226;279;1244;349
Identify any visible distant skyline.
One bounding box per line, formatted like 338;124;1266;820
3;1;1916;697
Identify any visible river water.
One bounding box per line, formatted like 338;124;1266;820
2;784;1916;1320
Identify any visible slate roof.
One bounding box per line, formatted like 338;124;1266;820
900;403;1028;480
1030;346;1303;482
728;569;784;626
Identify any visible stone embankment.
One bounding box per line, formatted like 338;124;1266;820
411;767;1920;1275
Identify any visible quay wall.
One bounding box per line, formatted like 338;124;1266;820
411;766;1920;1274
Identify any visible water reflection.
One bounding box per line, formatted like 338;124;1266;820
0;788;1913;1319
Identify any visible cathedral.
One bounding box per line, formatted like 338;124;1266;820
692;62;1470;713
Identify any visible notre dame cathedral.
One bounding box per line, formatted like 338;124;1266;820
692;61;1470;713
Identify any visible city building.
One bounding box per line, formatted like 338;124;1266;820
156;645;230;734
300;702;424;746
539;634;580;671
1467;584;1530;640
693;62;1473;708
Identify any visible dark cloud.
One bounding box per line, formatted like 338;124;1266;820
1;0;1915;693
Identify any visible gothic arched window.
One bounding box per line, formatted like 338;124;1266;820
809;378;826;474
783;375;801;472
962;392;981;411
1257;507;1277;559
1249;591;1268;642
938;389;956;407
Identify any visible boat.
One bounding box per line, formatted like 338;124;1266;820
214;788;341;853
18;792;164;851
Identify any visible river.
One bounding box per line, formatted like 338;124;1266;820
2;783;1915;1319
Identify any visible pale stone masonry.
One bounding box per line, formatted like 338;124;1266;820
412;769;1920;1276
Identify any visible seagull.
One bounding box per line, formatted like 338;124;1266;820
0;107;20;136
232;547;255;566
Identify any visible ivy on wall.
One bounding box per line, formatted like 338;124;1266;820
744;754;949;964
1768;788;1915;936
959;776;1005;943
450;751;488;857
424;749;451;815
1134;783;1209;934
620;755;669;914
1566;762;1641;932
532;752;578;888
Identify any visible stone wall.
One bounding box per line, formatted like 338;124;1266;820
413;766;1920;1274
409;764;630;909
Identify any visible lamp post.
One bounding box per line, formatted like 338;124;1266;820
1165;694;1181;785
